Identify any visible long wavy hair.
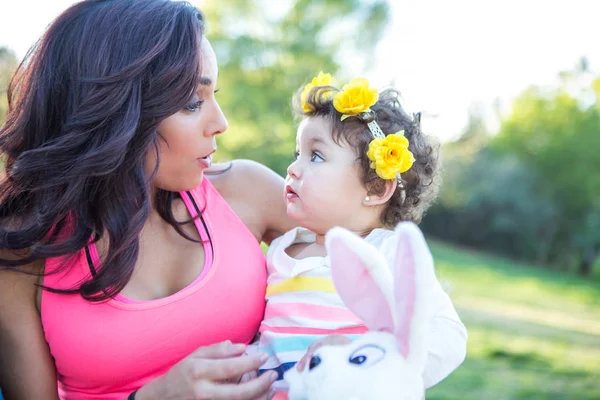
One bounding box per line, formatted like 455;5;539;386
0;0;205;301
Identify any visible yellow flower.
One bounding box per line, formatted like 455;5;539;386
301;72;334;113
366;131;415;180
333;77;379;117
310;71;334;87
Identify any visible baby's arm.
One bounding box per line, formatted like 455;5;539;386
421;279;467;387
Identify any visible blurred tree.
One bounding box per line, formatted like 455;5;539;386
422;107;559;265
0;47;18;125
494;65;600;275
422;80;600;277
199;0;390;175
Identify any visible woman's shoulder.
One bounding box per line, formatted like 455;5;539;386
0;252;58;396
207;159;283;197
207;160;297;244
0;251;45;313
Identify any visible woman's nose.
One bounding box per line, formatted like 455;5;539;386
209;101;228;136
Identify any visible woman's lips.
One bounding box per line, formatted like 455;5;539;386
197;154;212;168
198;149;216;168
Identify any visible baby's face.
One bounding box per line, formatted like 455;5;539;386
284;116;369;234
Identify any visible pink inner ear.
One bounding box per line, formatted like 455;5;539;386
330;236;394;333
395;234;416;358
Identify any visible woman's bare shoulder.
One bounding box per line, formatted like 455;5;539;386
207;159;280;193
0;251;45;309
207;160;297;244
0;255;58;398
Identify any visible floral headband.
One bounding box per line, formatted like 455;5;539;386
301;72;415;196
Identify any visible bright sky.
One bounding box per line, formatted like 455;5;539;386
1;0;597;141
369;0;599;140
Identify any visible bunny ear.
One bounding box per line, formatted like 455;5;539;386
391;222;435;366
326;227;395;333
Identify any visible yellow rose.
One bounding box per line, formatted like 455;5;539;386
333;77;379;117
310;71;334;87
301;72;334;113
366;132;415;180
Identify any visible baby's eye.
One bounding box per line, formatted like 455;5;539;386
184;100;204;112
310;151;324;163
293;150;300;160
348;344;386;368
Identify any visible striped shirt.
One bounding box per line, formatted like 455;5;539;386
254;226;468;396
256;227;392;393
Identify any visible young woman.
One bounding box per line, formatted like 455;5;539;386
0;1;295;398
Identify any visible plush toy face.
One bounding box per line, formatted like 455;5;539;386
286;332;424;400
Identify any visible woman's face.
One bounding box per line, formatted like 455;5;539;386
148;37;227;192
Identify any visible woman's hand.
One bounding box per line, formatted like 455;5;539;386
135;340;277;400
296;335;352;372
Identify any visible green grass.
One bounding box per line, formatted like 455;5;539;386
427;240;600;400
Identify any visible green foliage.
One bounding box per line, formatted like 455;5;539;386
423;65;600;275
200;0;390;176
495;85;600;214
0;47;18;125
493;68;600;273
424;148;559;264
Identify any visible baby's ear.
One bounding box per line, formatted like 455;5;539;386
391;222;435;366
326;227;395;333
363;180;396;206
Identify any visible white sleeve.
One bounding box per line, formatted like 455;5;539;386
421;278;468;388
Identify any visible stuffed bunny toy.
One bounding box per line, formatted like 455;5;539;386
284;222;436;400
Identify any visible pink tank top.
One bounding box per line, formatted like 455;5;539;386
41;179;267;399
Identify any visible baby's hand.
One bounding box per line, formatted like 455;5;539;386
296;334;352;371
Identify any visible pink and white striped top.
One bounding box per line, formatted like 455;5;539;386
256;227;468;396
257;228;386;393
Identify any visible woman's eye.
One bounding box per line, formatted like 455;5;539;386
184;100;204;112
348;344;386;368
310;152;324;162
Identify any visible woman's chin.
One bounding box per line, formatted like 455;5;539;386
154;174;204;193
184;174;205;191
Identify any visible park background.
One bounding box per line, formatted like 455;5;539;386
1;0;599;399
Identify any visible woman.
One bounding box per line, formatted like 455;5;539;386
0;0;295;398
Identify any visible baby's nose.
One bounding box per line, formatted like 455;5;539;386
309;355;322;371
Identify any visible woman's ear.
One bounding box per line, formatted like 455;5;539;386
363;179;396;206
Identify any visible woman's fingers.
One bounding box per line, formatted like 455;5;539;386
195;352;269;381
202;370;278;400
192;340;247;360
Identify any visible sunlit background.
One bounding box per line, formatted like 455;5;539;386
1;1;599;399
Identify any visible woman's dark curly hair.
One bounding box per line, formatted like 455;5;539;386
293;84;440;226
0;0;205;301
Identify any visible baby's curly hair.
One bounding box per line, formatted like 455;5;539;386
292;85;441;226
